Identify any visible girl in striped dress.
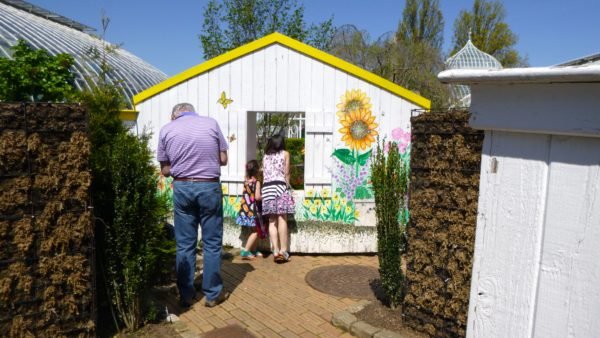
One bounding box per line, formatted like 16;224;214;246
261;135;295;263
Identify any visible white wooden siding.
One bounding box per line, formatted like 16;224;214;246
136;44;419;195
470;131;600;338
469;131;550;337
533;135;600;337
464;79;600;338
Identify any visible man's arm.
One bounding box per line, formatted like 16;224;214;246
160;161;172;177
220;151;228;166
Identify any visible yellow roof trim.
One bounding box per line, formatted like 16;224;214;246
133;32;430;109
119;109;139;121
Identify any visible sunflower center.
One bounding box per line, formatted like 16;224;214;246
345;99;362;112
350;121;369;140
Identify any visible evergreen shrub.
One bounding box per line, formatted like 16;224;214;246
371;140;409;309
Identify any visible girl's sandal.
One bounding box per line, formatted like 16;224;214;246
273;252;283;263
252;251;264;258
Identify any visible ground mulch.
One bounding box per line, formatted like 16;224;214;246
114;322;182;337
355;302;427;338
305;264;428;337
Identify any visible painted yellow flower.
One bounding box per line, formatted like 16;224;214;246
314;199;322;207
336;89;372;118
325;200;332;207
335;204;341;212
332;193;340;202
341;198;347;206
320;206;328;215
339;109;378;151
234;203;241;211
321;188;330;198
221;184;228;194
310;205;318;214
354;210;360;218
228;196;236;205
345;206;353;214
303;199;311;207
306;189;315;198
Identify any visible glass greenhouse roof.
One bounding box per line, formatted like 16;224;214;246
445;37;502;106
0;0;167;106
446;38;502;70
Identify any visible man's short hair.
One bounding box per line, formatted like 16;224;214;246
171;103;195;119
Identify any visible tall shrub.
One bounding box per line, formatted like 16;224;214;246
105;132;170;329
82;83;172;331
371;140;409;309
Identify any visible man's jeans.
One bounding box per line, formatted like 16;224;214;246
173;181;223;302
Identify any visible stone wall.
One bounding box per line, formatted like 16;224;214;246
0;103;94;336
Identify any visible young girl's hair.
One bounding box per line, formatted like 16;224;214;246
265;134;285;155
245;160;259;178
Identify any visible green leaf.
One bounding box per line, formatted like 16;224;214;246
354;186;372;200
357;149;372;166
332;148;355;165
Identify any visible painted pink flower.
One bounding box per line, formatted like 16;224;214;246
391;128;411;153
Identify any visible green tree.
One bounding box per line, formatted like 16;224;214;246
397;0;444;50
451;0;526;67
328;1;451;108
392;0;449;108
200;0;335;59
376;39;450;108
328;25;377;70
0;40;75;102
371;140;409;309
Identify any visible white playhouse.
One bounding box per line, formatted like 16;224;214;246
133;32;429;233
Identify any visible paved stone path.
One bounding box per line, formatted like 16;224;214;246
161;254;379;337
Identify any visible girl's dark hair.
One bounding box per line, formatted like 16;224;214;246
265;134;285;155
245;160;259;178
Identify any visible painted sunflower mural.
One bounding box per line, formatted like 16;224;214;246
331;89;378;201
339;109;378;151
336;89;372;118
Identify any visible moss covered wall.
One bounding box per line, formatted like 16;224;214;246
0;103;94;336
403;110;483;337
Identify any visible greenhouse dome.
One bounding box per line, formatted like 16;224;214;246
445;35;502;107
0;0;167;107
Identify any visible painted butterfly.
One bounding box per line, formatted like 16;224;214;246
217;91;233;109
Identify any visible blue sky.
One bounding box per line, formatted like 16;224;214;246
26;0;600;76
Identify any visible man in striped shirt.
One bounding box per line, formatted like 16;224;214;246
157;103;230;308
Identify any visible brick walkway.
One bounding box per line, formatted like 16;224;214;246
163;254;379;337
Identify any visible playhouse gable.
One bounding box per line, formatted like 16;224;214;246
135;33;429;227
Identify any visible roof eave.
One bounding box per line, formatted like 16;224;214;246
438;66;600;85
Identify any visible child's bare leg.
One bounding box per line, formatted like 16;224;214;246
245;231;258;252
278;215;288;253
268;215;279;253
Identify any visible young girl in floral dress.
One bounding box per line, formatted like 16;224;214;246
235;160;266;259
261;135;295;263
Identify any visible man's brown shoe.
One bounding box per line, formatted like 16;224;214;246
205;290;230;308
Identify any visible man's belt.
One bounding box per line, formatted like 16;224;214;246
173;177;219;182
